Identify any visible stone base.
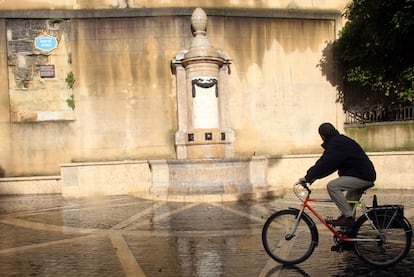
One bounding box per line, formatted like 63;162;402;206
3;153;413;200
0;176;61;195
175;128;235;159
60;160;151;198
58;157;268;201
186;144;225;159
149;156;268;198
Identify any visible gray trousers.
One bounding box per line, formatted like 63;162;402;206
327;176;374;217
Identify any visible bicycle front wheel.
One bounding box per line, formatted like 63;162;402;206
354;214;412;267
262;209;318;265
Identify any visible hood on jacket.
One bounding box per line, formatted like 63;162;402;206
318;122;339;143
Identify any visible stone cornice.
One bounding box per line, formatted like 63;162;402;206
0;7;341;20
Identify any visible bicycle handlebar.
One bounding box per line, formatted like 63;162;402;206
294;181;311;201
296;181;311;194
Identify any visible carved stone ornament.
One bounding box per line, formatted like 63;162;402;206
192;78;218;98
191;7;207;35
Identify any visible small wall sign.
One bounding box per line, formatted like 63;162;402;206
34;35;58;52
40;65;55;78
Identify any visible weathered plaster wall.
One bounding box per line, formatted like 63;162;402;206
345;122;414;152
267;151;414;191
1;19;76;177
1;13;341;176
208;16;340;155
69;15;340;162
7;19;74;122
0;1;348;10
70;17;179;163
0;2;411;197
129;0;348;10
0;0;127;9
0;19;10;177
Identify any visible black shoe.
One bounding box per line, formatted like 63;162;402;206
326;215;355;226
331;245;341;252
331;243;354;252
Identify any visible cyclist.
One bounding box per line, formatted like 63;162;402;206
299;122;376;226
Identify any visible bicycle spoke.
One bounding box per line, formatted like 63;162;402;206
262;209;317;265
262;183;413;268
354;214;411;267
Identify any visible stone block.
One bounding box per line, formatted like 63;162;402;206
0;176;61;195
61;160;151;198
148;157;267;200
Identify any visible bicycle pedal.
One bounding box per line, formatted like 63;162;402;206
331;245;343;253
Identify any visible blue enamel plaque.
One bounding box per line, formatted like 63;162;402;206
34;35;58;51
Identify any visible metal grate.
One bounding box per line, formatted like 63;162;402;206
345;104;414;124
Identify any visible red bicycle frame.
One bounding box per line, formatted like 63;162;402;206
298;195;358;243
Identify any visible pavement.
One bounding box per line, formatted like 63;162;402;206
0;188;414;277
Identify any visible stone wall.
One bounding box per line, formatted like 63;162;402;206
0;19;10;178
0;10;344;177
344;122;414;152
1;152;412;197
0;3;412;179
7;19;74;122
69;13;341;160
60;160;150;197
0;176;61;195
0;1;348;10
266;152;414;191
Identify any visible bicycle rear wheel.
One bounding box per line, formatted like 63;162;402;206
353;213;412;267
262;209;318;265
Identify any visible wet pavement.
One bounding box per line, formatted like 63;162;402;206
0;189;413;276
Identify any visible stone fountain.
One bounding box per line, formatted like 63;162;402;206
60;8;268;201
172;7;234;159
148;8;268;201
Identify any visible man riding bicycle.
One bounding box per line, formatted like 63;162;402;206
299;122;376;226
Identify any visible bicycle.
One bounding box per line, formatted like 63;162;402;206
262;182;413;268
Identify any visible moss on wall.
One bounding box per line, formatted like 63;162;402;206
345;121;414;152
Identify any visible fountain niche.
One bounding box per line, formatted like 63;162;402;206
148;8;268;201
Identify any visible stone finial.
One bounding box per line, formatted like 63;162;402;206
191;7;207;35
184;8;219;59
172;8;230;71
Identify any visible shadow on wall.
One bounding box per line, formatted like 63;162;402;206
318;40;406;112
317;42;343;105
0;165;5;177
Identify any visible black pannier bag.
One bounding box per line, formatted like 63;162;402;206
368;195;404;229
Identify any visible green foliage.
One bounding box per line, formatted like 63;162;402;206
65;71;75;89
332;0;414;102
66;94;75;110
49;18;64;24
65;72;75;110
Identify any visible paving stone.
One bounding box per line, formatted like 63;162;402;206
0;189;413;276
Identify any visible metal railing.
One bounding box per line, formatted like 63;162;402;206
345;105;414;124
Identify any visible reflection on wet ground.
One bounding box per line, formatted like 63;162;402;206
0;189;413;276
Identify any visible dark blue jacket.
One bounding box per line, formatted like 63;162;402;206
305;134;376;182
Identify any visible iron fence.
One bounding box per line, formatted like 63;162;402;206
345;104;414;124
